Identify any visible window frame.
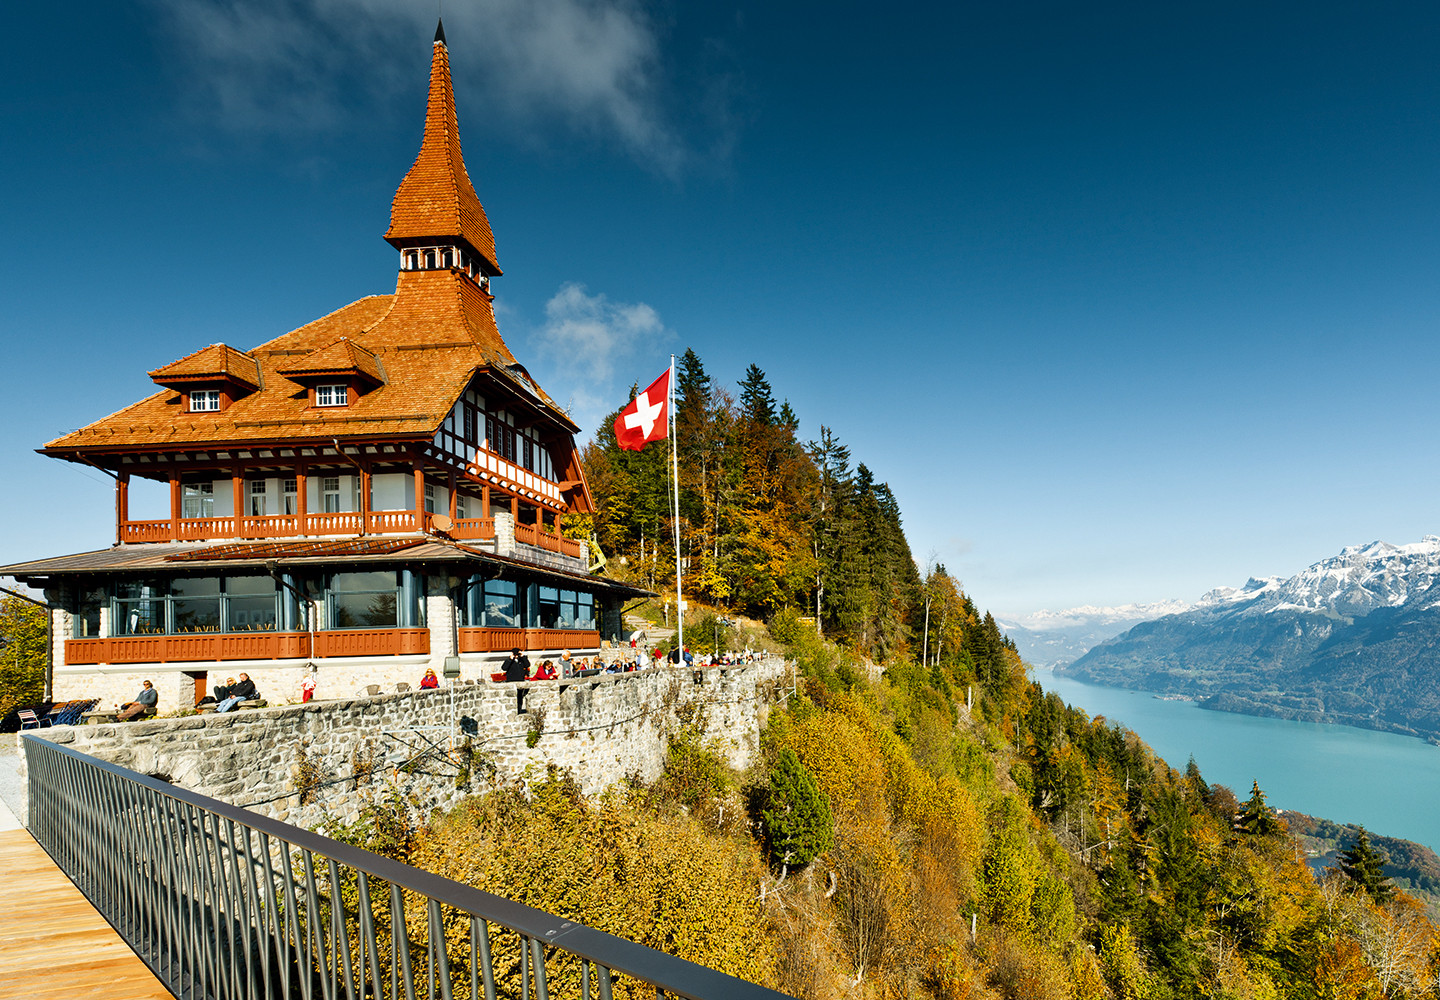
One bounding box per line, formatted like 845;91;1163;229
315;384;349;408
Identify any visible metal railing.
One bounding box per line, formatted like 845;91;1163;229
23;736;790;1000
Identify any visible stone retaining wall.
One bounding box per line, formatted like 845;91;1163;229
22;659;792;831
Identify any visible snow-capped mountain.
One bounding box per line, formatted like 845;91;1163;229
1060;536;1440;740
1194;537;1440;618
1001;600;1191;668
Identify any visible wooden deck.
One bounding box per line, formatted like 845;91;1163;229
0;828;173;999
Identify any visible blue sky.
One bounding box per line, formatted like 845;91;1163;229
3;1;1439;617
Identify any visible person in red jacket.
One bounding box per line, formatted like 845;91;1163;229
419;668;439;689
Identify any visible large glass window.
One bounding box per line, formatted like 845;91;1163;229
114;580;165;636
481;578;520;627
249;480;267;516
172;577;221;632
75;587;105;638
227;576;279;630
182;482;214;518
283;478;298;515
322;477;342;513
108;576;281;635
326;571;422;629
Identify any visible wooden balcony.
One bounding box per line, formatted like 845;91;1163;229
118;512;496;544
458;627;601;653
65;628;430;665
513;522;583;558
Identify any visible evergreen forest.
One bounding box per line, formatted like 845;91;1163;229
321;353;1440;998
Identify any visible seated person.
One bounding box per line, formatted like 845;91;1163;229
118;680;158;721
419;668;439;689
213;677;237;701
216;672;258;713
532;660;557;680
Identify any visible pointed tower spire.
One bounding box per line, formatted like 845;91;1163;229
385;24;500;276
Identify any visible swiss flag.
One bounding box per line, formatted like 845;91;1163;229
613;369;670;451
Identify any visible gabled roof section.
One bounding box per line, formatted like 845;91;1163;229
148;343;261;391
384;21;501;276
277;337;386;387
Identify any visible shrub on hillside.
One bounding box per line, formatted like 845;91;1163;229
760;746;834;871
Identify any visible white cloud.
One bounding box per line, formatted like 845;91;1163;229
528;282;672;435
145;0;707;173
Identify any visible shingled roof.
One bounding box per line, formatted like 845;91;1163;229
148;343;261;391
277;337;387;387
41;28;579;459
384;20;500;276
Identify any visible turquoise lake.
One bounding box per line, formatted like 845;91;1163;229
1030;667;1440;853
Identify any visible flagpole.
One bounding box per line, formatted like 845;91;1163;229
669;353;684;662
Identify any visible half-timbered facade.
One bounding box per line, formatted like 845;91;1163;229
1;24;646;709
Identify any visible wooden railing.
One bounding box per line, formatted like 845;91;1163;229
449;517;495;540
120;520;173;543
513;523;582;559
66;629;429;665
119;511;506;547
458;627;600;653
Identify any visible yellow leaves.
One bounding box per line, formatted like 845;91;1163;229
408;783;776;996
1098;923;1151;1000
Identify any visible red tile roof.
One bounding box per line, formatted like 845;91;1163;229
384;36;500;275
38;30;589;514
277;337;386;386
148;343;261;390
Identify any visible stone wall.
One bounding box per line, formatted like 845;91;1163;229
21;658;792;831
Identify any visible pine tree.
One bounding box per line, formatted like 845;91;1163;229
1337;827;1394;903
737;364;777;427
761;747;834;871
1237;780;1283;837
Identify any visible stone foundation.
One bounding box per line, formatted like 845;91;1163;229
22;658;792;831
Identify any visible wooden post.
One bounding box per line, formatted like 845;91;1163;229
297;465;308;535
360;458;372;534
448;469;458;521
116;472;130;543
413;456;426;530
169;473;181;540
481;484;490;518
231;468;244;538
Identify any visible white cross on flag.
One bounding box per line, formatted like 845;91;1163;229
613;369;670;451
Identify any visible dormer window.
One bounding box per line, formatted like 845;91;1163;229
316;384;349;407
404;250;418;270
190;389;221;412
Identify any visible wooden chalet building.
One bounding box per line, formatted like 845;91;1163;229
1;24;647;709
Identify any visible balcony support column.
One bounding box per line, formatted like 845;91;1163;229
231;467;244;539
296;464;308;535
360;458;372;533
448;469;458;521
413;456;425;531
115;472;130;543
168;473;180;540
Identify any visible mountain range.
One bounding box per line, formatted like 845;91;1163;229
1057;536;1440;740
1000;601;1192;668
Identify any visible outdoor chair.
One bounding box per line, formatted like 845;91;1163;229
50;699;97;726
396;683;411;693
18;708;52;730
